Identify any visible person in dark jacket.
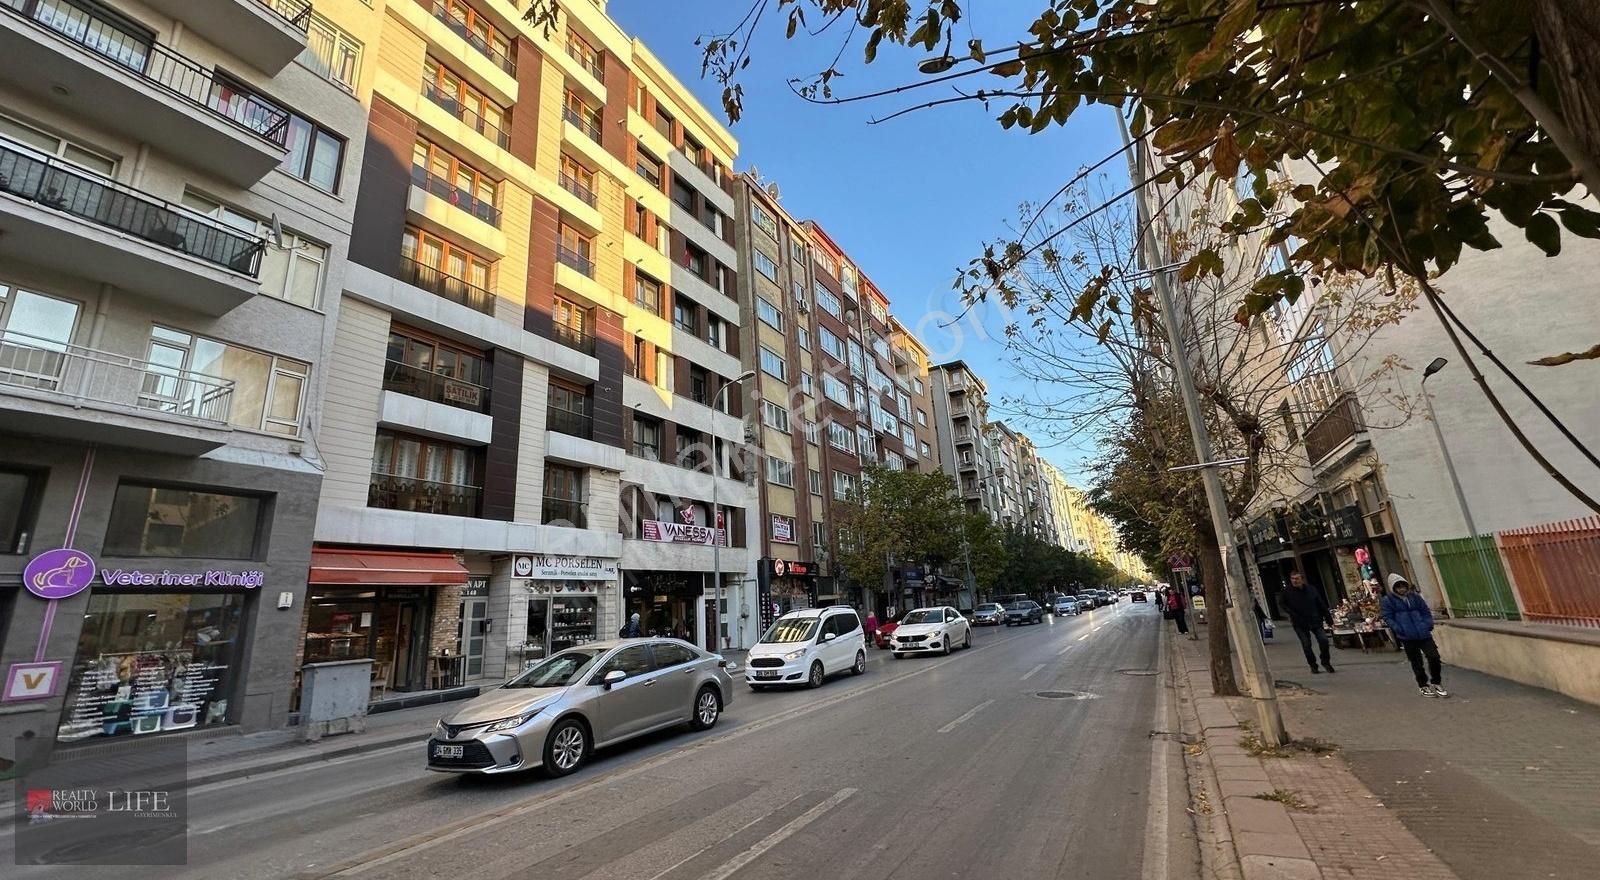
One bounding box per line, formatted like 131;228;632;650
1282;571;1335;674
619;613;643;638
1380;574;1448;697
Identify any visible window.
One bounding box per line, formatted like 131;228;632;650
885;452;903;471
869;298;888;324
543;464;585;527
811;521;826;550
183;192;327;308
917;409;931;428
805;420;819;445
0;468;44;555
554;296;589;338
822;373;849;405
857;425;874;456
673;296;698;333
707;315;727;351
791;279;807;310
848;340;865;374
762;400;790;431
853;381;869;416
815;283;841;317
0;114;116;175
751;202;778;239
819;328;845;359
371;431;483;515
635;272;662;314
104;484;262;558
558;224;594;277
914;377;925;394
800;371;814;395
771;514;797;543
759;345;786;380
832;471;856;500
412;140;499;225
547;382;592;437
816;249;837;277
795;330;810;354
766;457;795;488
144;327;309;435
688;365;708;404
655;347;673;391
676;426;707;469
403;227;495;302
683;243;708;277
279;107;345;192
632;415;661;460
654;104;676;140
385;327;490;409
840;264;858;298
301;13;361;91
566;28;602;80
827;421;855;452
425;57;511;144
671;177;697;213
896;391;913;419
808;469;823;495
753;249;779;283
789;239;807;265
756;296;783;330
921;440;931;457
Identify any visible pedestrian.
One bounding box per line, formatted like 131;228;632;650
1154;590;1166;612
1281;571;1336;674
864;611;878;645
619;612;643;638
1165;587;1193;638
1380;574;1448;697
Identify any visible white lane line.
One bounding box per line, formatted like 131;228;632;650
1019;663;1046;681
1057;645;1074;656
1093;626;1104;632
937;699;995;734
644;793;809;880
1078;634;1091;641
696;788;857;880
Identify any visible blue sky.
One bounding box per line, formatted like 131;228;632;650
610;1;1129;484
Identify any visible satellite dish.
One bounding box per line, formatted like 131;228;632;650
765;182;781;200
268;213;286;249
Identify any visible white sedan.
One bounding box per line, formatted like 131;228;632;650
890;607;972;658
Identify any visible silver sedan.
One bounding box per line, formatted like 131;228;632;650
426;638;735;777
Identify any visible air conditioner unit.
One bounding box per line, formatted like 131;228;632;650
797;300;809;313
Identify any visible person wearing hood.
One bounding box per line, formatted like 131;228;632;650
1281;571;1335;674
619;613;643;638
1380;574;1448;697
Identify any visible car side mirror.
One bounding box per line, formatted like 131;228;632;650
822;632;837;642
602;669;626;689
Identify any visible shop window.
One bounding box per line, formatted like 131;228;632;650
103;483;263;559
56;591;246;742
0;466;45;554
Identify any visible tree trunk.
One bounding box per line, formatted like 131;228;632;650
1534;0;1600;190
1194;523;1242;697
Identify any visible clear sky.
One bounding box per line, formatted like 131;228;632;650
609;1;1131;485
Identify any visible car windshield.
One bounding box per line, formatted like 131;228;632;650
1005;602;1029;610
503;648;605;689
901;610;944;625
978;604;1002;613
761;617;820;643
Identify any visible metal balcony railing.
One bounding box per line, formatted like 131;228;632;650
1303;392;1365;465
551;322;596;356
0;140;265;275
541;497;586;528
417;0;515;75
0;330;235;425
422;80;510;149
381;359;490;413
260;0;314;30
410;164;501;227
547;406;592;439
562;106;602;143
555;243;594;278
397;256;495;314
2;0;291;145
559;170;597;208
368;472;481;517
565;39;603;82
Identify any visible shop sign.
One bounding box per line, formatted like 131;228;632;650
3;661;62;702
23;549;96;600
513;554;618;581
462;577;490;597
641;519;726;546
769;559;814;577
100;569;265;589
770;515;796;544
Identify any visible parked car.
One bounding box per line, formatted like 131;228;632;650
874;617;901;648
745;606;867;690
1004;600;1045;626
1052;595;1079;616
1063;595;1087;614
1131;590;1148;602
890;606;972;658
427;638;734;778
973;603;1007;626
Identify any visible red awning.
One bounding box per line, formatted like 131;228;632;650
308;548;468;587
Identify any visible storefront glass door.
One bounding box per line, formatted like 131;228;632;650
461;597;488;676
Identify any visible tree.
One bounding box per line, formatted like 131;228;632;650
832;464;965;591
959;510;1007;594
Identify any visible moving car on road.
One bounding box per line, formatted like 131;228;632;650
1053;595;1080;616
427;638;734;778
973;603;1007;626
890;606;972;658
1004;600;1046;626
1131;590;1148;602
745;606;867;690
873;616;900;648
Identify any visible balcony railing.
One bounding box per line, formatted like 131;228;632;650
565;40;604;82
368;472;481;517
397;256;495;314
542;497;586;528
1303;392;1365;465
422;80;511;149
556;243;594;278
417;0;516;75
0;140;265;275
0;330;234;425
411;164;501;227
381;359;490;413
547;406;593;439
260;0;314;30
559;170;597;208
562;106;602;143
1;0;291;145
551;322;596;356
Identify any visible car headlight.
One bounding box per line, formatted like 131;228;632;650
485;710;539;733
784;649;806;661
434;717;448;736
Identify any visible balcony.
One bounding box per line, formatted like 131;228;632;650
0;1;291;185
0;329;236;455
368;472;482;518
0;141;263;314
547;406;593;440
423;80;510;150
556;244;594;278
1303;392;1366;467
542;497;587;529
140;0;312;75
565;40;604;83
551;322;596;356
397;257;495;315
411;164;501;227
562;106;602;143
381;360;489;413
417;0;516;76
559;170;597;208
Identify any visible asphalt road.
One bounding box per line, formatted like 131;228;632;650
6;600;1198;880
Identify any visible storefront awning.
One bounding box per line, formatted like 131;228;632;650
308;549;468;587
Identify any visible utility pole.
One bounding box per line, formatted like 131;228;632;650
1119;115;1287;745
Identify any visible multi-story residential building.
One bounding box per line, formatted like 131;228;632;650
932;361;1000;519
309;0;753;689
1015;434;1053;539
0;0;365;756
891;317;941;473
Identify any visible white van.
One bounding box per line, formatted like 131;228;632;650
744;606;867;690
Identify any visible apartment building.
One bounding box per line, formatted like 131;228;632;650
932;360;1000;519
891;317;941;472
0;0;365;756
308;0;753;688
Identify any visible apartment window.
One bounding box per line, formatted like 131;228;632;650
144;327;309;436
800;371;814;395
689;365;708;404
558;225;595;277
370;430;483;516
635;148;663;188
791;279;807;310
403;227;494;296
547;381;592;437
655;105;675;140
554;296;589;338
857;425;873;454
276;102;345;192
921;440;931;457
300;13;361;91
816;250;837;277
676;426;707;469
683;243;708;277
770;514;797;544
916;409;928;426
811;521;826;550
566;29;602;79
789;239;807;265
412;139;500;226
840;264;858;297
854;382;869;416
762;400;790;431
673;296;698;332
0;468;44;555
542;464;585;527
559;155;597;206
632;415;661;460
848;340;865;374
425;58;510;144
815;283;841;317
819;328;844;359
897;391;912;419
751;202;778;239
183;192;326;308
832;471;856;500
756;296;783;331
827;422;855;452
634;272;663;314
902;425;916;449
752;249;779;283
759;345;786;380
797;328;810;351
808;469;823;496
672;178;696;213
822;374;849;405
654;347;673;391
707;315;727;351
766;457;795;488
869;299;888;324
914;377;925;394
0;115;116;176
805;420;819;445
104;484;263;559
385;327;490;409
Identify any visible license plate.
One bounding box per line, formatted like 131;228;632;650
755;671;779;679
433;744;465;759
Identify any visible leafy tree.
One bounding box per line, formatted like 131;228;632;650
833;464;965;591
959;510;1007;594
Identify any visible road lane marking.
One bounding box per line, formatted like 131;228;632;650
1057;645;1074;656
644;793;808;880
937;699;994;734
1078;634;1090;641
1093;626;1104;632
696;788;857;880
1019;664;1046;681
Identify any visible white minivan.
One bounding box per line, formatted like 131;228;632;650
745;606;867;690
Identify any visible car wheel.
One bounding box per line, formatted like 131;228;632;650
542;717;588;778
941;636;951;656
852;651;867;675
690;686;721;730
963;629;972;649
807;661;825;689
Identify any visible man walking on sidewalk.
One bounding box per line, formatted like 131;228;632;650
1381;573;1449;697
1282;571;1336;674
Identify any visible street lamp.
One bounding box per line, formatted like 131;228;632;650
1420;358;1506;614
712;369;756;651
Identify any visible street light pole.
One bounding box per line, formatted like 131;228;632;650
1420;358;1510;617
712;369;756;651
1120;115;1287;745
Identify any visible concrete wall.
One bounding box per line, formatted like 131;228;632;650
1435;621;1600;707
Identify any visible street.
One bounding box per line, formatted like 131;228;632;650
6;602;1194;880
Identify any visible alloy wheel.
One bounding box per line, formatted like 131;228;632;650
853;652;866;675
809;662;824;688
695;690;719;728
549;723;586;774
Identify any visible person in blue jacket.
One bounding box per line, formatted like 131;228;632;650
1380;573;1448;697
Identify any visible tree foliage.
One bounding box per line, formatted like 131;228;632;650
833;465;971;588
998;525;1130;596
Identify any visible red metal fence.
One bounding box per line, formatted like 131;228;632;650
1496;516;1600;629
